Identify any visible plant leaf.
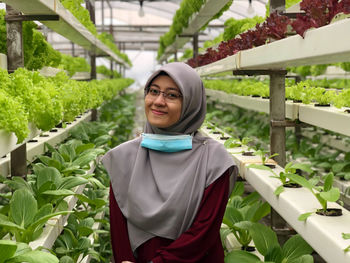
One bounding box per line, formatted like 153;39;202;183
249;223;279;256
298;212;314;221
42;189;75;197
8;250;59;263
282;234;313;261
291;163;314;174
224;250;262;263
342;233;350;239
10;189;37;228
285;174;314;191
274;185;285;196
251;202;270;222
0;240;17;263
319;187;340;202
288;254;314;263
36;167;62;191
223;207;243;229
58;176;88;190
323;173;334;192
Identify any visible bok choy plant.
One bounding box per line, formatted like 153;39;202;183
0;188;72;243
221;182;270;251
224;222;314;263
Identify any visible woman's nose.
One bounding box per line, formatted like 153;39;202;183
153;93;166;105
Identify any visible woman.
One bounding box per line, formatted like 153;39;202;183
102;62;237;263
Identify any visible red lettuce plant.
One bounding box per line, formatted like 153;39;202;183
292;0;350;37
187;12;290;68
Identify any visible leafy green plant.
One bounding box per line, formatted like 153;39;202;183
0;188;72;243
39;140;104;177
253;149;279;166
157;0;233;59
286;172;341;221
224;222;314;263
248;162;314;196
311;87;337;106
221;182;270;251
331;153;350;180
4;164;88;210
0;240;59;263
0;85;29;143
60;0;131;65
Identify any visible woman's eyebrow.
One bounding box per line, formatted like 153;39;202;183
150;84;180;92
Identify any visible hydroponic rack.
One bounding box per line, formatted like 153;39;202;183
2;0;130;68
193;4;350;260
200;125;350;263
158;0;231;62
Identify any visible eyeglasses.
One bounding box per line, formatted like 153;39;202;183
147;87;183;101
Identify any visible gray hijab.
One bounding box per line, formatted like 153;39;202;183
102;62;237;252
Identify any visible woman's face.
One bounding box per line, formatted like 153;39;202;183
145;74;183;129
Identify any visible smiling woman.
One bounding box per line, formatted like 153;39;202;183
144;72;183;128
102;62;238;263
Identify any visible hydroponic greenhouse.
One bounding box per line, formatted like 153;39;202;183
1;0;350;262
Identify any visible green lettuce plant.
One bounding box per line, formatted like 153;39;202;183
0;87;29;143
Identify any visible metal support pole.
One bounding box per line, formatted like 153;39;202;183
269;0;288;242
110;59;113;79
101;0;105;32
270;0;285;13
270;73;286;166
6;5;27;177
86;0;97;121
72;42;75;56
193;33;198;67
86;0;97;81
6;5;24;72
174;51;178;62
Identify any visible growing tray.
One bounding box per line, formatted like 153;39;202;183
196;18;350;76
3;0;129;67
0;111;92;177
158;0;231;62
205;89;299;120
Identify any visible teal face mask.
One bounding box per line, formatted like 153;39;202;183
141;133;192;153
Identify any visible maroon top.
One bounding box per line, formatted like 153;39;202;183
109;171;230;263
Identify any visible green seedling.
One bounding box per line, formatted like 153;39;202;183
286;172;341;221
248;162;314;196
253;149;279;166
224;137;242;149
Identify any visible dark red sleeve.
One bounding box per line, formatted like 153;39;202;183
109;186;136;263
151;171;230;263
